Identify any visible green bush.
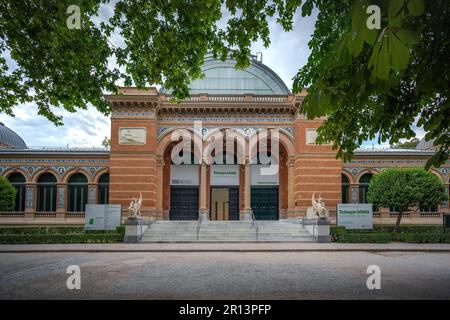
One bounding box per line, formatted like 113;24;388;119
392;233;443;243
331;225;448;243
0;225;125;244
338;233;392;243
0;226;85;235
0;176;16;212
0;233;122;244
441;234;450;243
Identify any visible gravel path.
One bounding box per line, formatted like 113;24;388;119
1;251;450;299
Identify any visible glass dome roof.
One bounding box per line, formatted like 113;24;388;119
0;122;27;149
162;54;290;95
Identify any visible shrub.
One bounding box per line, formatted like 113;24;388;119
0;226;125;244
0;233;123;244
392;233;443;243
441;234;450;243
337;233;392;243
0;176;16;212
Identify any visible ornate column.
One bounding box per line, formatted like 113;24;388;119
156;156;164;220
242;157;253;221
199;160;209;220
25;182;36;219
287;157;296;218
56;183;67;219
350;184;359;204
88;184;97;204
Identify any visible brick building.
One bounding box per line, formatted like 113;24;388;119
0;55;449;225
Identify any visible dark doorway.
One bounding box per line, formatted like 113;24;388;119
251;186;279;220
169;187;199;220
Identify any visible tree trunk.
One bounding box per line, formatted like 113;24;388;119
395;210;403;233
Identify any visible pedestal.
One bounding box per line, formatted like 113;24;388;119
124;217;148;243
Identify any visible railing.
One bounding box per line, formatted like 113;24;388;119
389;212;411;218
0;211;25;218
27;146;108;152
197;213;203;242
35;212;57;218
139;217;154;240
250;211;259;242
420;212;441;218
66;212;85;218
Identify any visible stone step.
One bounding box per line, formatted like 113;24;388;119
141;220;315;243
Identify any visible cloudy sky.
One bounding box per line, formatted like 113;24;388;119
0;4;422;148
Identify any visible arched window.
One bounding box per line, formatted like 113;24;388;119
98;173;109;205
342;175;349;204
37;173;57;212
67;173;88;212
358;173;373;204
9;172;26;212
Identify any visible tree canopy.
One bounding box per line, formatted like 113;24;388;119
0;0;448;168
367;168;447;231
0;176;16;212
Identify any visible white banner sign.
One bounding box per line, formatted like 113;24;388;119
337;204;373;229
170;165;199;186
210;165;240;186
85;204;122;231
251;165;279;186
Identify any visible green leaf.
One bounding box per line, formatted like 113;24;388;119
388;0;405;20
389;35;409;71
348;32;365;57
407;0;425;16
376;38;390;79
396;29;420;45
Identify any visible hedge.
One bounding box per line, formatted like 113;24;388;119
0;233;123;244
392;233;443;243
0;226;125;244
331;225;450;243
337;233;392;243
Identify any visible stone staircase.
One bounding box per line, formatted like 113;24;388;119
141;219;314;243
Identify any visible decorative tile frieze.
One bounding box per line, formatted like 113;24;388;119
57;187;65;209
88;187;96;204
52;166;73;177
112;111;155;118
82;166;105;177
0;159;109;164
20;166;42;177
158;116;295;123
351;187;358;204
26;186;34;208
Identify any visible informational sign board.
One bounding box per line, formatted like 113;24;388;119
170;165;199;186
251;165;279;186
210;165;240;186
337;204;373;229
85;204;122;231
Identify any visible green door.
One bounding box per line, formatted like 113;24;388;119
251;187;279;220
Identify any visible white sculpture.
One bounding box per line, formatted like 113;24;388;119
128;192;143;218
312;192;329;219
